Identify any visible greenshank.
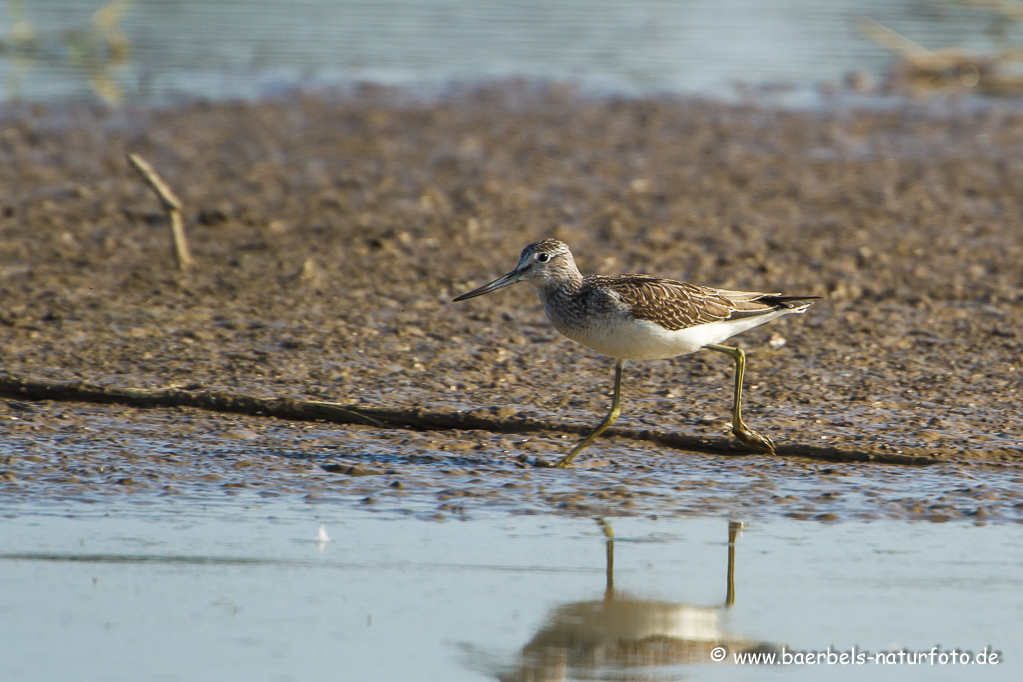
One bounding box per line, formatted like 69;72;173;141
453;239;818;467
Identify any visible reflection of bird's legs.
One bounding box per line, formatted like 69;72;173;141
597;518;615;601
557;359;625;467
705;344;776;454
725;521;742;608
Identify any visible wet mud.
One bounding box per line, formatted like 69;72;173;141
0;83;1021;519
3;398;1023;523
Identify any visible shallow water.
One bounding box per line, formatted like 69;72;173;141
1;498;1020;681
3;0;1022;104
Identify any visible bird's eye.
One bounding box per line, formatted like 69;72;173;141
537;253;550;263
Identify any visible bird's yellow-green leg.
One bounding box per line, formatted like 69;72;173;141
556;359;625;468
705;344;776;454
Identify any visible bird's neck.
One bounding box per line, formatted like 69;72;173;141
535;266;584;316
539;265;584;299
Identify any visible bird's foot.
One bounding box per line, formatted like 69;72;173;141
732;424;776;455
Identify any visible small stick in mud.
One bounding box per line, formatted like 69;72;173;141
127;152;194;271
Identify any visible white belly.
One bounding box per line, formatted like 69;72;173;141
553;309;794;361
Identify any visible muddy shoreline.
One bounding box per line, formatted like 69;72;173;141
0;83;1021;519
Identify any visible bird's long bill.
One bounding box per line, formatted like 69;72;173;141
452;268;523;301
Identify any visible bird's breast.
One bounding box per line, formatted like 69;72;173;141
539;287;708;360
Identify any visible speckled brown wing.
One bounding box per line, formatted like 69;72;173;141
591;275;783;331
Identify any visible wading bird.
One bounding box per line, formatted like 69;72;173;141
453;239;817;467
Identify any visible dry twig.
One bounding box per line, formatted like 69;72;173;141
127;153;194;270
854;17;934;62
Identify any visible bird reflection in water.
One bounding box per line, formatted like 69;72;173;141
466;520;781;681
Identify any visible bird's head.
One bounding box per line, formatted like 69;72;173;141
453;239;575;300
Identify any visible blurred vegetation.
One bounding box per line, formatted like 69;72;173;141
859;0;1023;95
0;0;130;103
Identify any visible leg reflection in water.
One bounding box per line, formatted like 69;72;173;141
465;519;782;681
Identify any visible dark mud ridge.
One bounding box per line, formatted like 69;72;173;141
0;372;946;466
0;83;1020;519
